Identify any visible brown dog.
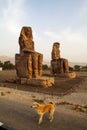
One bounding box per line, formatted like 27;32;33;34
31;102;55;124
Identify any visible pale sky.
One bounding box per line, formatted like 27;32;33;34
0;0;87;63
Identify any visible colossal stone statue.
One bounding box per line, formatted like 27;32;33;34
15;26;43;78
51;42;69;75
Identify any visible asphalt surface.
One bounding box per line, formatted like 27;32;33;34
0;97;87;130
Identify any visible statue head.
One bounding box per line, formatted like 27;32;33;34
19;26;34;54
20;26;33;40
53;42;60;49
52;42;60;60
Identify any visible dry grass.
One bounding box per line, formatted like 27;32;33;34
0;91;5;96
56;101;87;113
56;101;73;106
6;91;11;94
0;90;11;96
74;104;87;112
33;99;44;104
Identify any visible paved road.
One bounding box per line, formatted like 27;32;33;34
0;98;87;130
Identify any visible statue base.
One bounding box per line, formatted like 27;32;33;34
16;77;54;88
52;72;76;78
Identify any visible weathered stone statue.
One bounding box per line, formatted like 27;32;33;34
15;26;43;78
51;42;69;75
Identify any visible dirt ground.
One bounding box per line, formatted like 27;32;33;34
0;70;87;130
0;70;87;96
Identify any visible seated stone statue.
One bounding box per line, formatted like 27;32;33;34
15;26;43;78
51;42;69;75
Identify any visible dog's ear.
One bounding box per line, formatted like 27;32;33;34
36;102;39;107
49;102;53;104
34;102;39;107
49;102;55;105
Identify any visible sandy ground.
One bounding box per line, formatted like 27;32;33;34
0;79;87;108
0;84;87;130
0;70;87;130
0;70;87;105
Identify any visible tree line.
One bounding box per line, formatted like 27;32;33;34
42;64;87;71
0;60;87;71
0;61;15;70
0;61;50;70
74;65;87;71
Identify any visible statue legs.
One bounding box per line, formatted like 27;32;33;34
51;58;69;75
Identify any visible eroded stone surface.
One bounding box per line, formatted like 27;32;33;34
19;77;54;88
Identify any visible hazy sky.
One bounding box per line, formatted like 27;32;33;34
0;0;87;63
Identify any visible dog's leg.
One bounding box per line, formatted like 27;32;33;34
38;114;43;124
49;110;54;122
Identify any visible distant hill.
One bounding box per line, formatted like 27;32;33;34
0;56;87;67
0;56;15;64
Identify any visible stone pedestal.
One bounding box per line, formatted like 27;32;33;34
17;77;54;88
52;72;76;78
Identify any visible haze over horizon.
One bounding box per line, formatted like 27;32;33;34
0;0;87;63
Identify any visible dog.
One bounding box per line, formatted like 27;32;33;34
31;101;55;124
